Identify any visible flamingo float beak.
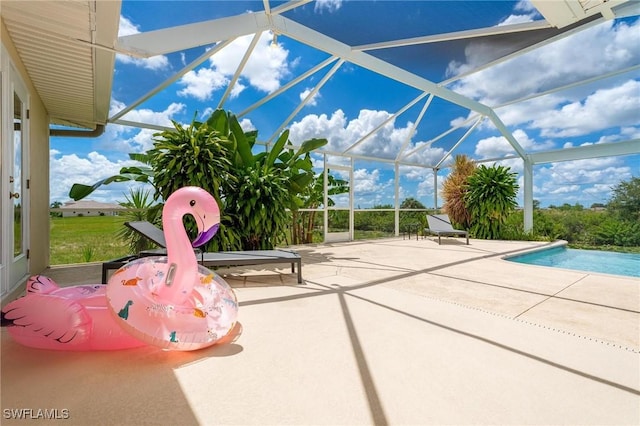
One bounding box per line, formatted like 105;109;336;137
192;223;219;247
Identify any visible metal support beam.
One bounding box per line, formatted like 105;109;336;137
110;39;235;122
353;20;552;51
217;32;263;109
486;111;527;159
523;160;533;232
343;92;428;155
270;15;496;117
397;94;433;161
394;162;400;237
400;114;479;161
323;154;328;243
239;56;338;117
267;59;345;143
528;139;640;164
117;13;271;57
434;117;483;169
433;169;439;210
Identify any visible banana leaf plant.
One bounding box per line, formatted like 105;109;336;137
291;172;349;244
68;108;328;251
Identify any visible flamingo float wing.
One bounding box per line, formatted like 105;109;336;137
2;294;92;345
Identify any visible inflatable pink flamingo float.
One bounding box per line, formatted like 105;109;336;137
2;187;238;352
106;186;238;351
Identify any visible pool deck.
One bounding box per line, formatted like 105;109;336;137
1;237;639;425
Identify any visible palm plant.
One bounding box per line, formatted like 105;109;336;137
117;187;162;253
442;155;476;228
465;164;519;239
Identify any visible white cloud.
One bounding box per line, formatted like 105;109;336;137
315;0;343;13
177;33;291;101
288;109;433;161
288;109;348;150
534;157;632;205
200;107;215;120
399;165;436;200
402;143;448;167
119;102;185;127
448;19;640;104
50;100;203;203
300;88;321;106
178;68;228;101
475;129;555;159
213;32;290;93
621;126;640;139
352;168;393;207
448;17;640;143
288;109;455;170
96;101;186;153
239;118;256;132
514;0;538;13
116;16;170;71
531;80;640;137
497;0;540;26
50;150;151;203
117;15;138;37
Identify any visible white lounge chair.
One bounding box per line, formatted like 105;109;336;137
425;214;469;245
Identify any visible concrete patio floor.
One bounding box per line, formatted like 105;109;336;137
1;237;639;425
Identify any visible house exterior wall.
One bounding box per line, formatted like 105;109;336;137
2;21;50;277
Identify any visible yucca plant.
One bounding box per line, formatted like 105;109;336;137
442;155;476;228
465;164;518;239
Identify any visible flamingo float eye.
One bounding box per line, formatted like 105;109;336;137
189;200;196;207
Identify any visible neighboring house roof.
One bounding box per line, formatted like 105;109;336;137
61;200;124;211
1;1;120;130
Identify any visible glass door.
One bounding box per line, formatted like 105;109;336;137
323;156;353;243
8;68;28;289
0;69;3;295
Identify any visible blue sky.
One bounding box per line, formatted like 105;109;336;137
50;0;640;209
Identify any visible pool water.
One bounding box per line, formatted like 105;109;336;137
507;247;640;278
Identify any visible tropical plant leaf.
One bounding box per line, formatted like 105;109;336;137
228;112;254;167
293;138;327;162
69;174;137;200
266;130;289;170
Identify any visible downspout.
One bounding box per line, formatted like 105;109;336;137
49;124;105;137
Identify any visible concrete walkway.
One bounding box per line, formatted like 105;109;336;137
2;237;639;425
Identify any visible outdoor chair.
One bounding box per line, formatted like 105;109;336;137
101;221;302;284
425;214;469;245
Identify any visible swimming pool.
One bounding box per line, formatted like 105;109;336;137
507;246;640;278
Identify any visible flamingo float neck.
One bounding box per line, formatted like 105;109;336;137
156;212;198;304
154;187;220;305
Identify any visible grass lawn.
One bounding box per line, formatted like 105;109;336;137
50;216;130;265
48;215;639;266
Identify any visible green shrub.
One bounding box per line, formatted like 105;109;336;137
465;164;518;239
